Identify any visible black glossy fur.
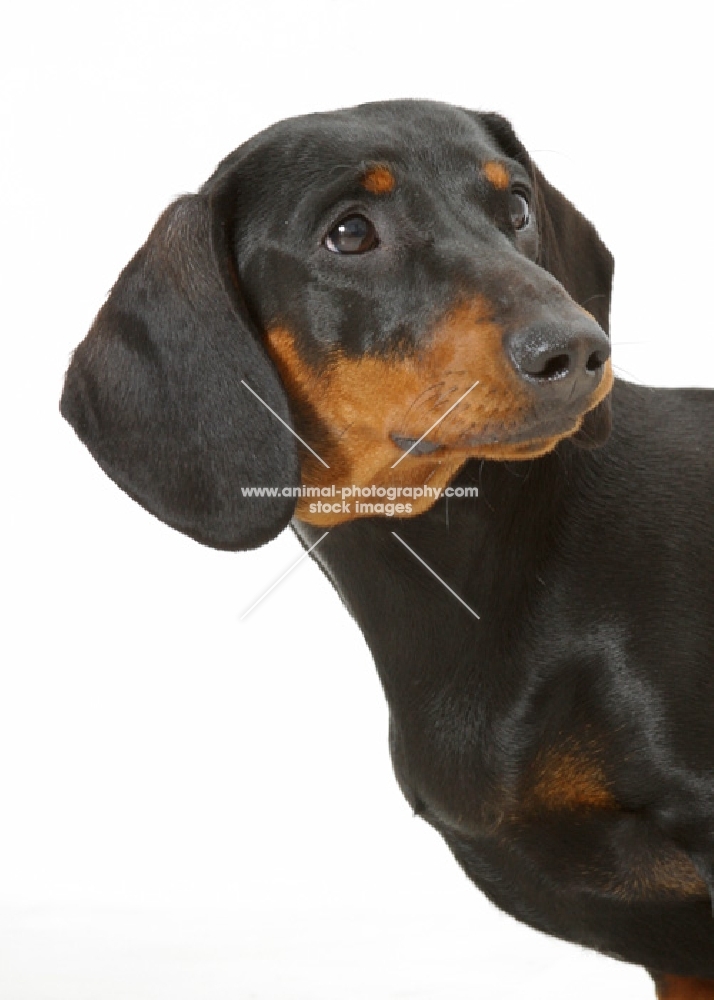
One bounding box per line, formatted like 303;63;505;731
61;101;714;990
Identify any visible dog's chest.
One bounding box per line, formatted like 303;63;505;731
388;701;709;921
389;696;616;836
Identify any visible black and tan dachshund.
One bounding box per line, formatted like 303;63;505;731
61;101;714;998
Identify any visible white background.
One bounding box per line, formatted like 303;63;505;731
2;2;712;997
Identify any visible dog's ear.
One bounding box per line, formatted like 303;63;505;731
60;190;299;550
480;113;614;448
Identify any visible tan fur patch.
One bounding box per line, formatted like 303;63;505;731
482;160;510;190
529;745;618;812
525;740;708;902
612;850;709;902
656;976;714;999
361;164;396;194
266;299;531;525
265;300;613;526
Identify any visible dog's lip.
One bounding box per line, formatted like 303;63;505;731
391;417;582;455
461;415;583;447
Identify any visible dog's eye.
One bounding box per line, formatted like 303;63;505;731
509;191;530;231
324;215;379;254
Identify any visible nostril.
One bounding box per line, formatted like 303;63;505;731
508;323;610;388
586;349;608;373
529;353;570;380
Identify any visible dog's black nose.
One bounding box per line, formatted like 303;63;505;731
507;323;610;401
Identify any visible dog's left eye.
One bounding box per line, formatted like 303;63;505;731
509;191;530;231
324;215;379;254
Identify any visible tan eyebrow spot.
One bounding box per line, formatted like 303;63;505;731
361;164;396;194
482;160;510;190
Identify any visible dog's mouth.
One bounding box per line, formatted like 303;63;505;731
390;417;582;456
390;435;445;455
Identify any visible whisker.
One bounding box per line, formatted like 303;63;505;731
613;364;647;385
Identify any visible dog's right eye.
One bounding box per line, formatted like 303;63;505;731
324;215;379;254
509;190;530;231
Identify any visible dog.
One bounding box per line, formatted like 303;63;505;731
60;100;714;998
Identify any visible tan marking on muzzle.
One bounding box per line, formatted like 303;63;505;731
265;298;612;525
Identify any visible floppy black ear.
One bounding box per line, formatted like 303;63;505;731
60;192;299;550
480;112;614;448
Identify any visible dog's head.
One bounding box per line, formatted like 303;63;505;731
61;100;614;547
